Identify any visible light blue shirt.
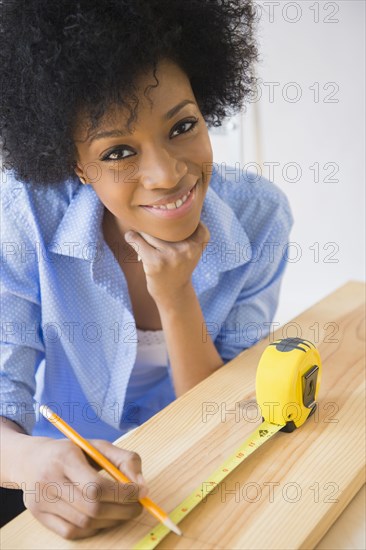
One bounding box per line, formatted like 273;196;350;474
0;164;294;441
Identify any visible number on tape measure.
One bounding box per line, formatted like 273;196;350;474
133;420;284;549
133;338;322;549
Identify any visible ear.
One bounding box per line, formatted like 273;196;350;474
73;162;84;180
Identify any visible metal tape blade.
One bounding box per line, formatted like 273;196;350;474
133;420;284;549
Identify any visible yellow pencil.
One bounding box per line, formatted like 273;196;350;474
39;404;182;536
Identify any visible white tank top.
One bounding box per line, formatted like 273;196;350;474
125;329;169;400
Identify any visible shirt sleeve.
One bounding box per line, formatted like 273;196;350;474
214;193;294;363
0;191;45;435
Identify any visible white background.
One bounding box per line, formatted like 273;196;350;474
1;1;364;325
209;0;365;326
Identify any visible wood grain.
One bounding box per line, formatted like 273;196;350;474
1;280;365;550
316;484;365;549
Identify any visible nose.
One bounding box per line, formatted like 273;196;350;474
138;145;188;190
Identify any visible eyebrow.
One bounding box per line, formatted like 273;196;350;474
87;99;196;144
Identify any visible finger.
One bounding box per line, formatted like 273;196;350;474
70;488;143;521
62;445;147;518
51;489;142;525
62;440;145;490
127;229;181;252
85;440;149;500
90;440;148;496
75;474;145;506
89;500;143;521
137;231;173;250
124;231;161;262
35;510;99;540
59;472;142;520
63;452;147;509
63;445;109;492
141;221;209;248
37;491;120;530
37;508;137;540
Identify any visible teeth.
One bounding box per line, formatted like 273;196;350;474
151;187;192;210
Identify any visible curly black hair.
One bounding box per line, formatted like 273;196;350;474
0;0;260;186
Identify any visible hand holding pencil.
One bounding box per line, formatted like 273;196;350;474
39;405;181;538
11;421;145;539
12;404;180;540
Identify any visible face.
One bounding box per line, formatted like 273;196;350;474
73;58;213;243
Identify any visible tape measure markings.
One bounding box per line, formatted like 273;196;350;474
133;420;284;549
133;338;322;549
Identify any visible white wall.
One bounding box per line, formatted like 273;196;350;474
1;1;364;327
209;0;366;326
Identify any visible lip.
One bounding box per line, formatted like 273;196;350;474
140;181;198;219
141;182;196;207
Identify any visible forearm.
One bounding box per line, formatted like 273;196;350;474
155;283;224;396
0;417;32;486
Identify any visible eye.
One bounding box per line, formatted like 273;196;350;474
101;147;133;162
170;117;199;138
100;117;199;162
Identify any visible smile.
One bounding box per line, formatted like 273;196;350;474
140;181;198;219
150;187;192;210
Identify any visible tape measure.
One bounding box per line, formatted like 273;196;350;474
133;337;322;549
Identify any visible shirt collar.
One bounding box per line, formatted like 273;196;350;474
48;166;251;293
192;167;251;294
48;181;105;259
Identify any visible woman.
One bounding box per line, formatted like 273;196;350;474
0;0;293;539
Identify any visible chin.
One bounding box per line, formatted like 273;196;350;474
155;219;201;242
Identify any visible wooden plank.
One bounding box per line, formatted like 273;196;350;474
1;280;365;549
316;484;366;549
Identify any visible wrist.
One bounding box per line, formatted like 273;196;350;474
0;421;45;486
154;281;195;313
0;430;28;485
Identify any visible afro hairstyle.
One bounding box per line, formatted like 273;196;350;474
0;0;260;186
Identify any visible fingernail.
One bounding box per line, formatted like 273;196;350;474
124;231;133;241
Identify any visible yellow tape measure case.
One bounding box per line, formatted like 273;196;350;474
256;337;322;432
133;337;323;548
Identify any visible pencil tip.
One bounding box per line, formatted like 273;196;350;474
163;517;182;536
